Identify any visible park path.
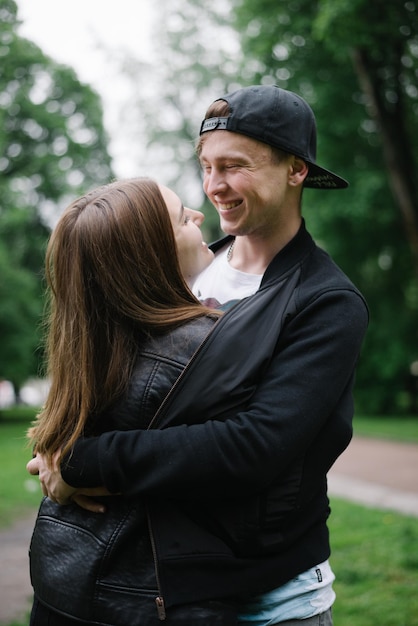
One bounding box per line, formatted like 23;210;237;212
1;435;418;625
329;435;418;517
0;509;37;625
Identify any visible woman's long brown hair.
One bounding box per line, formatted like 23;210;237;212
28;178;218;461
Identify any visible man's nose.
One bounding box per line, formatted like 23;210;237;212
204;169;227;196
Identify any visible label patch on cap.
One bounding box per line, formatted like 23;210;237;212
200;117;229;133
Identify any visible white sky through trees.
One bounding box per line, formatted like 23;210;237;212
16;0;157;176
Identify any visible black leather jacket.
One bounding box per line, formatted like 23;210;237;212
29;317;217;625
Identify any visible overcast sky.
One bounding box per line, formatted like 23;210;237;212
15;0;157;175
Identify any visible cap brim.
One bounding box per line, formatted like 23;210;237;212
304;162;349;189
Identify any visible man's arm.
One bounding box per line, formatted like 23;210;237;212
52;289;368;500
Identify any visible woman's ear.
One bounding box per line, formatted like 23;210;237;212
289;157;309;186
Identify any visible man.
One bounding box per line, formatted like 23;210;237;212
28;85;369;625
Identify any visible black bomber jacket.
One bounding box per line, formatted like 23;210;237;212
32;221;369;622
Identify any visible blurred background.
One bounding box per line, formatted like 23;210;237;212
1;4;418;625
1;0;418;416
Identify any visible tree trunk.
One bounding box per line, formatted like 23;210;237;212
352;47;418;277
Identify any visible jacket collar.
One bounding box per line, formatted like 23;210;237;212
209;219;315;285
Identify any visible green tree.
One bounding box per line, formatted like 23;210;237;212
0;0;114;396
314;0;418;272
231;0;418;414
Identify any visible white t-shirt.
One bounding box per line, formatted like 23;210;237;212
192;242;336;624
192;243;262;309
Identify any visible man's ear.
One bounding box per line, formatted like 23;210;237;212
289;157;308;186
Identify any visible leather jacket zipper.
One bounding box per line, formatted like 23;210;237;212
142;327;217;622
147;317;219;431
155;596;166;620
144;314;230;619
143;337;212;620
143;315;227;619
146;509;166;620
144;318;222;618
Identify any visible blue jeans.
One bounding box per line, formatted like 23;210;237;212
277;609;333;625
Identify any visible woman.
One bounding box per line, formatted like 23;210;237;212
27;178;237;625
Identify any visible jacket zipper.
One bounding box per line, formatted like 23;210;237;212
146;508;166;620
143;319;221;620
144;302;260;617
147;311;235;431
144;309;246;617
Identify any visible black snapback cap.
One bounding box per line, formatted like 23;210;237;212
200;85;348;190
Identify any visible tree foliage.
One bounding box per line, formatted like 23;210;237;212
230;0;418;413
97;0;417;414
0;0;114;393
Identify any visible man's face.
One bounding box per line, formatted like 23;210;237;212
199;131;294;238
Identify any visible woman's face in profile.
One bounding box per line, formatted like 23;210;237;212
159;185;214;285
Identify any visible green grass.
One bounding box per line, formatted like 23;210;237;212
5;615;30;626
0;406;39;422
0;408;43;528
329;498;418;626
354;414;418;443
